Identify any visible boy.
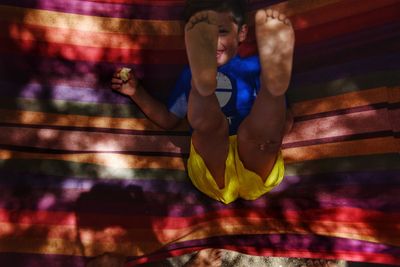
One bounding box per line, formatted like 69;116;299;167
111;0;295;204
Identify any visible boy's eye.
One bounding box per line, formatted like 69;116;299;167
219;29;229;34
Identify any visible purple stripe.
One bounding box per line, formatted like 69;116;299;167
301;19;400;48
0;0;184;20
294;22;400;66
0;123;189;137
0;170;399;214
293;51;400;86
0;80;191;106
0;81;133;104
153;234;400;257
1;189;398;215
295;21;400;59
282;131;394;149
0;143;189;157
1;170;399;192
6;175;398;200
0;55;184;85
0;56;184;103
0;172;193;191
0;253;86;267
1;182;398;213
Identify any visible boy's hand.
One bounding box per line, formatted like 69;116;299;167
111;68;141;97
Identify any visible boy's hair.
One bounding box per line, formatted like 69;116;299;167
183;0;248;28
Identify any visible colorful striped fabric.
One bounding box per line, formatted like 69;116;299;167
0;0;399;266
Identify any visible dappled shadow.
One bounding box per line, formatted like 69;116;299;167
0;0;399;266
75;183;162;262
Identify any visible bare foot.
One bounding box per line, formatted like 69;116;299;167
255;9;295;96
184;249;222;267
185;11;219;96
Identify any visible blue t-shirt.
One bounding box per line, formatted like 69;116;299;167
168;55;261;135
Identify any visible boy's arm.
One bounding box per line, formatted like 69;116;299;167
111;69;181;130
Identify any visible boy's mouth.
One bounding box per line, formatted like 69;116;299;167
216;50;224;58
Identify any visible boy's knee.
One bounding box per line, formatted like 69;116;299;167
189;114;228;133
237;124;282;153
238;135;281;153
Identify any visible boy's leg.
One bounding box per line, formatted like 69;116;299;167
237;9;295;179
185;11;229;189
185;11;218;96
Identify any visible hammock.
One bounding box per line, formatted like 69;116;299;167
0;0;399;265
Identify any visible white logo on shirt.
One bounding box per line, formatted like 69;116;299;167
215;72;233;108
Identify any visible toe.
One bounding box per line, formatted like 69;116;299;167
272;9;280;18
186;11;216;30
194;12;205;23
186;13;199;30
206;10;218;25
255;9;268;24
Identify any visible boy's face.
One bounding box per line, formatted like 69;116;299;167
216;11;248;66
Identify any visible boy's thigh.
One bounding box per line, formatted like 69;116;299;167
236;135;281;180
190;125;229;188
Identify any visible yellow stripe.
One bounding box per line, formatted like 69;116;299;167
291;87;389;116
8;23;186;50
159;219;398;246
0;109;189;131
283;137;397;163
0;5;184;36
0;150;185;170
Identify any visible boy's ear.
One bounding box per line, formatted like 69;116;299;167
238;24;248;42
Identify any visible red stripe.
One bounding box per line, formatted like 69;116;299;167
0;38;187;65
295;3;400;45
1;207;398;228
291;0;400;30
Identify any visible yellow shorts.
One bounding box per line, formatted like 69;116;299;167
187;135;285;204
